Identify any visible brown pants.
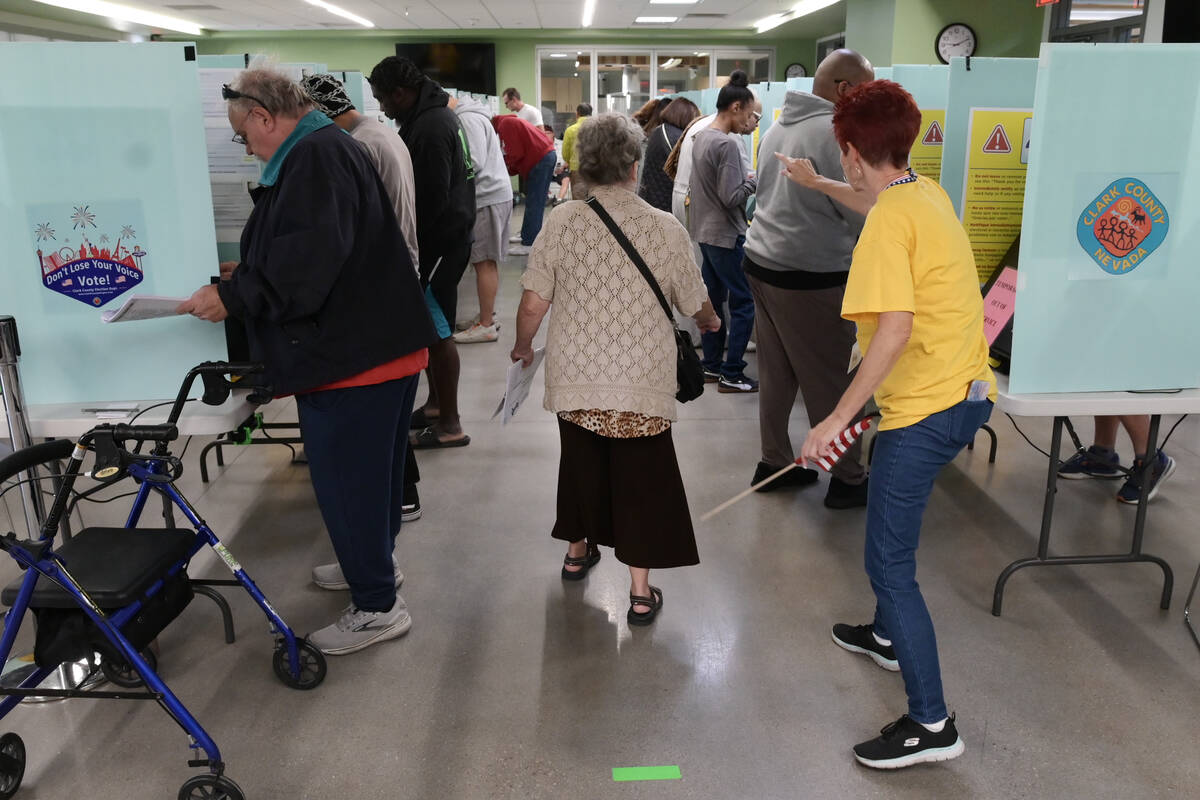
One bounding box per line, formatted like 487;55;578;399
747;275;866;484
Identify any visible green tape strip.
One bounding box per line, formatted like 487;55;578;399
612;766;681;782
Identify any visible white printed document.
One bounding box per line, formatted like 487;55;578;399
493;348;545;425
101;295;189;323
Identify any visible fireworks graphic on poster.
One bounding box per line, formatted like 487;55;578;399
71;205;97;229
120;225;136;239
34;222;56;242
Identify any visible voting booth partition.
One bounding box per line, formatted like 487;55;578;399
1009;43;1200;395
0;42;226;407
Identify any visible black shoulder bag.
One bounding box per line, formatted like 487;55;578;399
586;196;706;403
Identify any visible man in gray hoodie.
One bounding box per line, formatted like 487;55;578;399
743;49;874;508
452;95;515;343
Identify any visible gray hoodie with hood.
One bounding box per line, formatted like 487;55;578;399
744;91;865;284
454;96;514;210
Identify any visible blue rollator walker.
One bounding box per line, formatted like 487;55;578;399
0;362;326;800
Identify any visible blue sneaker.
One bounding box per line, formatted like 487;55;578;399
1058;445;1122;480
1116;451;1176;505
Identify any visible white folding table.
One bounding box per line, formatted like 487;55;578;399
993;375;1200;632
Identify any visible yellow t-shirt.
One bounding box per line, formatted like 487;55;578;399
842;175;996;431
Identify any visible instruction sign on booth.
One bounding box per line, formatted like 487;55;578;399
961;108;1033;282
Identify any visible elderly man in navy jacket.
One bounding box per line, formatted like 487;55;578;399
180;68;436;657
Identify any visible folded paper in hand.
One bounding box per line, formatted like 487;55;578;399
101;295;190;323
493;348;545;425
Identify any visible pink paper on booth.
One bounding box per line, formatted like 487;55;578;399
982;267;1018;346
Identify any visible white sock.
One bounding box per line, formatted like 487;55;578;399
920;718;947;733
872;631;892;647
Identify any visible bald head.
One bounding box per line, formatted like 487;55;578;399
813;49;874;104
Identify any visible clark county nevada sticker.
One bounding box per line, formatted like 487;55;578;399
28;202;146;308
1076;178;1169;276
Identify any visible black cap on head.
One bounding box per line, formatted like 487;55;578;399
301;73;355;119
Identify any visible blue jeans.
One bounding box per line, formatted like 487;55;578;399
520;150;558;246
296;374;418;612
699;236;754;378
866;398;993;723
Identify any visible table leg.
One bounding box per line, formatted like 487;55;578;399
993;414;1174;616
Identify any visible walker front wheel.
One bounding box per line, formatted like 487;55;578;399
0;732;26;800
178;774;244;800
100;647;158;688
272;638;326;690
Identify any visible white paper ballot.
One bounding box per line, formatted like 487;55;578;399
493;348;546;425
101;295;189;323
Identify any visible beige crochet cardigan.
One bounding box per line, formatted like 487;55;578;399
521;185;709;421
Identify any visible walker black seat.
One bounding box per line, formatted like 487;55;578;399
0;528;195;609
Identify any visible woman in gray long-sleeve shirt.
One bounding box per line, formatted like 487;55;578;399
687;70;760;392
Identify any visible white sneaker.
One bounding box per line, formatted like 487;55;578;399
453;323;500;344
308;599;412;656
312;556;404;591
508;234;522;243
508;244;531;256
454;313;479;332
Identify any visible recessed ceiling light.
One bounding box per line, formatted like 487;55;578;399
635;16;678;23
649;0;700;4
582;0;596;27
304;0;374;28
30;0;203;34
756;0;839;34
549;53;569;58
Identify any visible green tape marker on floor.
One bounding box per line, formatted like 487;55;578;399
612;766;681;782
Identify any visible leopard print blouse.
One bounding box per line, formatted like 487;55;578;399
558;409;671;439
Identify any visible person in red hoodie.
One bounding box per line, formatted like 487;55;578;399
492;114;556;255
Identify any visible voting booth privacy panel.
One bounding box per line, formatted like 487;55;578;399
0;42;225;405
1009;43;1200;395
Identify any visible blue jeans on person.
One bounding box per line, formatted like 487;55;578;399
521;150;558;246
866;397;993;724
296;374;418;612
699;236;754;378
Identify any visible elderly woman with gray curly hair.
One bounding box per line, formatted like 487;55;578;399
510;113;720;626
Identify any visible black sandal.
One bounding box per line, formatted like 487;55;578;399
627;586;663;626
561;542;601;581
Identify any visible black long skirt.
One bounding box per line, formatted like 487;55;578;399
552;418;700;569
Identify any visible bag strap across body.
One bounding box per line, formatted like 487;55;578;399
585;196;677;329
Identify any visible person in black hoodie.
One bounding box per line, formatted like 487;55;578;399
370;56;476;449
179;68;436;656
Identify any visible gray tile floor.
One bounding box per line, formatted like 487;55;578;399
2;254;1199;799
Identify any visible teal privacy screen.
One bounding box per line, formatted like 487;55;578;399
0;42;226;405
1009;44;1200;394
891;64;949;109
941;57;1038;218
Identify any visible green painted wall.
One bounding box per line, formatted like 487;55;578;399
846;0;898;66
189;29;817;95
890;0;1046;64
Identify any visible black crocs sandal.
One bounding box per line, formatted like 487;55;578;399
627;586;663;626
560;542;601;581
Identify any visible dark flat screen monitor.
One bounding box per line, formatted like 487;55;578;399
394;42;496;96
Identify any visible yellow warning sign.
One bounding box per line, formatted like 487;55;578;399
910;109;945;183
961;108;1033;282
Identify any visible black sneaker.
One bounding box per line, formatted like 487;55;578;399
1116;450;1176;505
717;374;759;393
853;713;964;769
703;369;721;384
831;623;899;671
824;476;869;509
752;460;819;492
401;483;422;523
1058;445;1122;479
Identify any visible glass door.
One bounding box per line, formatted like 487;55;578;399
539;50;590;136
597;52;651;115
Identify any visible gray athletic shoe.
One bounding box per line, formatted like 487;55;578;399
308;599;412;656
311;556;404;591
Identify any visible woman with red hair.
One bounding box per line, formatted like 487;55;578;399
789;81;996;769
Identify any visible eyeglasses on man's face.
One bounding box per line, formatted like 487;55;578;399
223;84;269;145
